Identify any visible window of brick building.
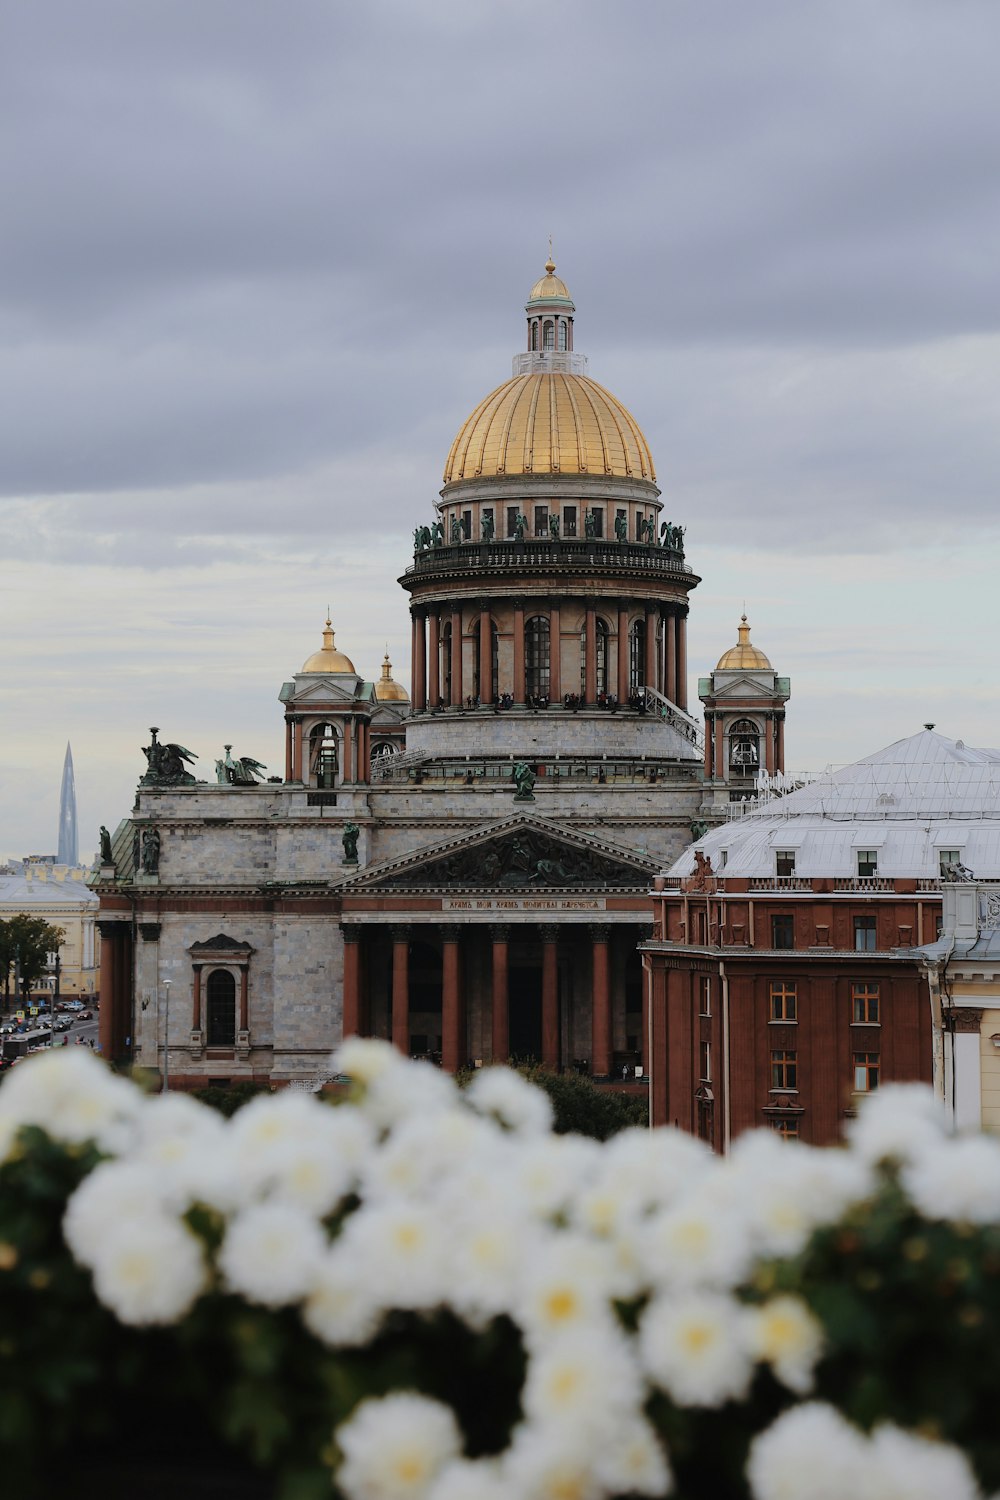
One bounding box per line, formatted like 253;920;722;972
852;982;880;1024
770;1050;798;1090
770;982;797;1022
700;1041;711;1081
857;850;878;877
771;914;795;949
769;1117;800;1140
853;1051;880;1092
854;916;877;951
699;977;712;1016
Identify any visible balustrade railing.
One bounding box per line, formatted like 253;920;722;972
405;539;691;576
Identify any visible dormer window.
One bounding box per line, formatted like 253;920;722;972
775;850;796;877
857;850;878;878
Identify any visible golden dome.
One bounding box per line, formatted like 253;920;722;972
716;615;773;671
444;372;656;483
301;617;356;674
528;257;573;304
375;651;409;702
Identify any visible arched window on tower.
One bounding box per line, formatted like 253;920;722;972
629;621;646;691
206;970;236;1046
580;619;610;696
558;319;568;351
530;322;539;352
472;618;500;703
310;723;339;788
525;616;550;698
729;719;760;773
543;321;555;350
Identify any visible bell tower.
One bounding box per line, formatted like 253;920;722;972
699;615;790;803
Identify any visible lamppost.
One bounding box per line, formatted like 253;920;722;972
162;979;171;1093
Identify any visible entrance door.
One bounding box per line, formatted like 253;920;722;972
508;966;542;1062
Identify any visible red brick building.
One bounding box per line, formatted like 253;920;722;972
642;729;1000;1147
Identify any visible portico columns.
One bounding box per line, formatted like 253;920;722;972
548;605;561;700
591;927;611;1077
490;925;509;1063
617;603;629;702
441;927;462;1072
342;928;362;1039
428;609;440;707
478;605;492;703
450;609;463;707
676;611;688;709
665;612;678;703
391;926;409;1054
584;604;597;702
645;608;657;694
541;925;559;1068
513;601;525;702
413;612;427;713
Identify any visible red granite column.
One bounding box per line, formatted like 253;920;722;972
715;716;725;779
284;718;293;782
665;612;678;703
617;603;629;702
428;610;440;707
450;608;463;706
676;611;688;709
192;963;203;1031
765;716;776;775
490;925;509;1062
413;611;426;713
478;607;492;703
584;604;597;702
513;601;525;702
391;927;409;1054
342;929;361;1038
97;921;117;1059
645;608;657;693
704;715;714;779
548;605;561;700
591;928;611;1076
292;719;304;782
541;925;559;1068
442;928;462;1071
239;966;249;1033
342;717;354;784
776;714;785;774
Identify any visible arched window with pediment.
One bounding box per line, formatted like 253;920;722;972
729;718;760;772
310;723;339;789
206;970;236;1046
525;616;550;698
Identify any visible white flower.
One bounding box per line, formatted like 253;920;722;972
219;1201;327;1306
331;1035;400;1088
428;1458;516;1500
465;1067;554;1135
63;1159;170;1263
865;1422;981;1500
337;1199;449;1311
362;1108;500;1203
902;1136;1000;1226
507;1135;601;1222
332;1041;455;1130
514;1235;617;1345
301;1243;384;1347
845;1084;948;1167
88;1212;208;1326
600;1126;712;1215
501;1424;603;1500
747;1403;868;1500
594;1416;673;1498
716;1134;870;1260
747;1295;825;1394
335;1392;461;1500
638;1290;754;1408
521;1325;643;1440
637;1189;753;1292
446;1198;544;1325
0;1047;140;1154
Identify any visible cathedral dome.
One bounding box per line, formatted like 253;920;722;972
301;618;356;674
716;615;772;671
527;258;573;305
443;372;656;484
375;652;409;702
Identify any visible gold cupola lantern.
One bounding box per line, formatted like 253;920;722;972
375;651;409;702
301;617;357;675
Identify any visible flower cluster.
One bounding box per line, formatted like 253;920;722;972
1;1043;999;1499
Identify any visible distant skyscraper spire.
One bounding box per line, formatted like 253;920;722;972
58;741;78;866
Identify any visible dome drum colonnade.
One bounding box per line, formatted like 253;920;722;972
401;261;697;718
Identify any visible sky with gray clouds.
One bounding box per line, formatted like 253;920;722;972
3;0;999;860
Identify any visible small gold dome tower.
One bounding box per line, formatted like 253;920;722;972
301;617;356;674
716;615;773;672
375;651;409;702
